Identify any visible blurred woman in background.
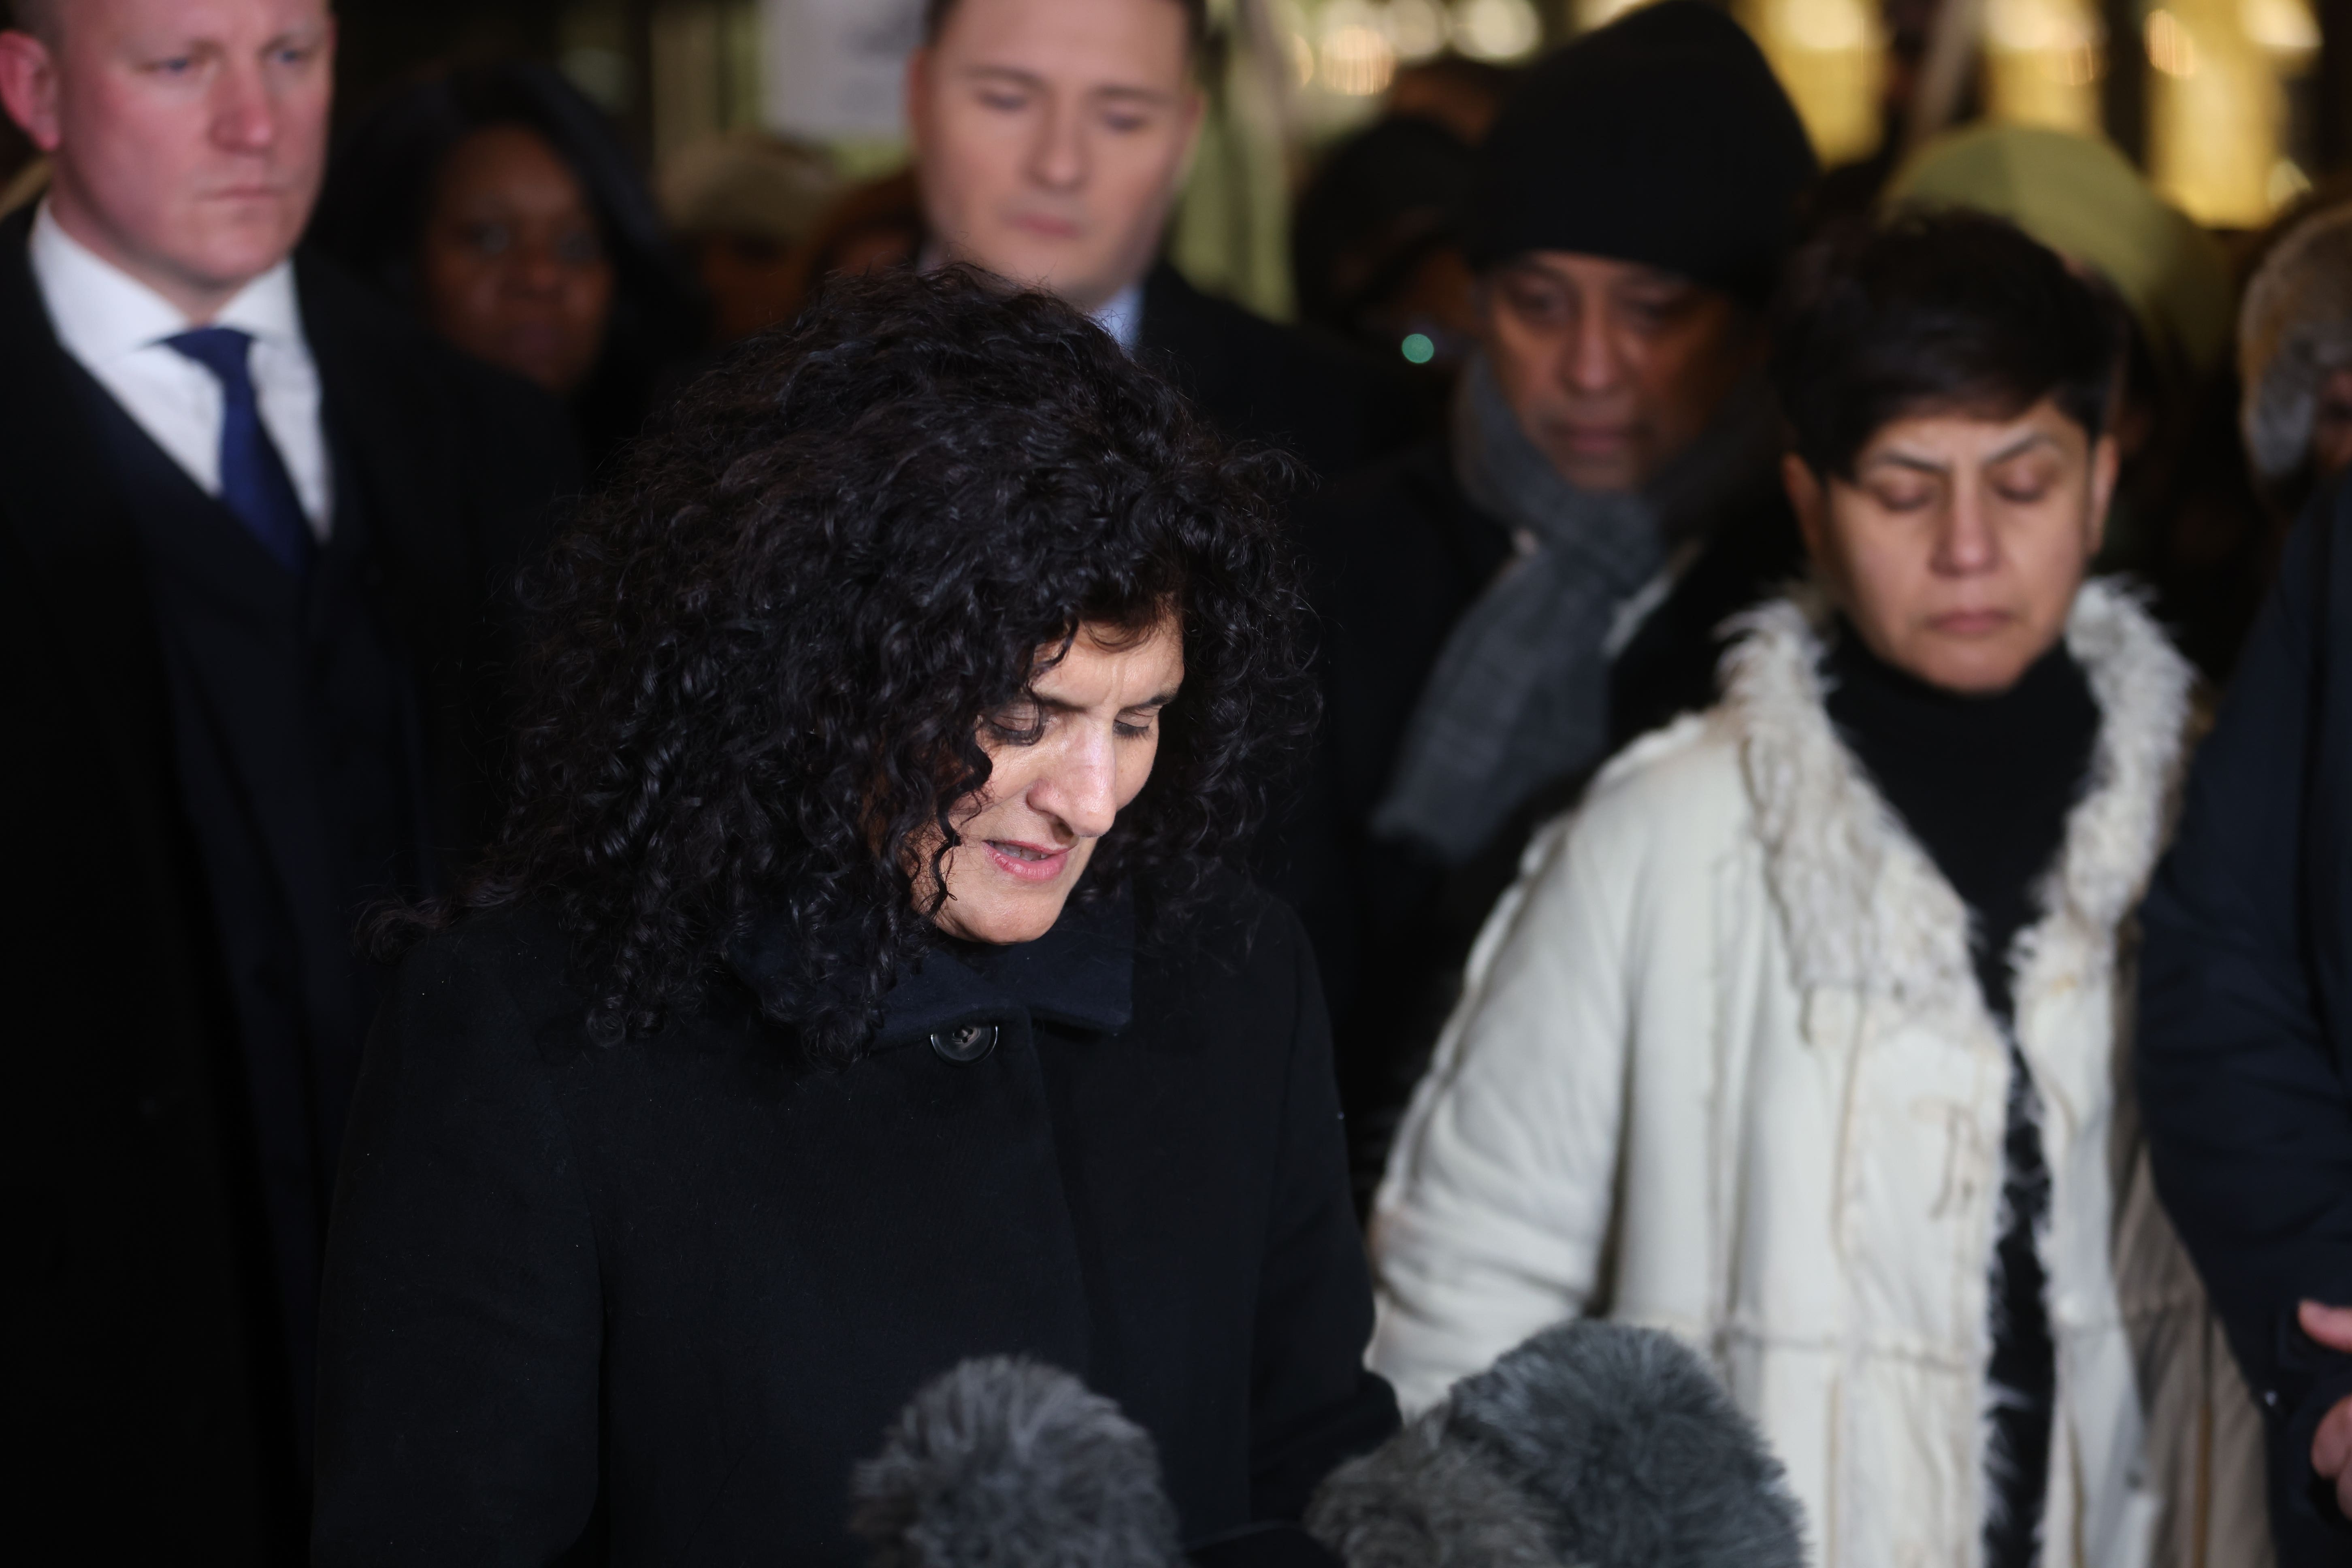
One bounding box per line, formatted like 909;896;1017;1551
312;61;706;468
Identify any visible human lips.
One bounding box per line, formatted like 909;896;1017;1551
1007;211;1082;240
984;838;1071;884
499;322;574;360
1929;608;2014;637
1558;423;1634;454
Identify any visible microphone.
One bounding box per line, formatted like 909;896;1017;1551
1308;1322;1807;1568
850;1355;1185;1568
850;1325;1802;1568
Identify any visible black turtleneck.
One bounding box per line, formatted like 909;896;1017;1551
1824;624;2101;1568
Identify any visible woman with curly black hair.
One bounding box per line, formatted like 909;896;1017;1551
309;266;1397;1566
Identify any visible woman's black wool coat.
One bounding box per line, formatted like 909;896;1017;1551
311;878;1399;1566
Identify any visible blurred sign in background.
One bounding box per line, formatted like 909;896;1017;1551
758;0;926;144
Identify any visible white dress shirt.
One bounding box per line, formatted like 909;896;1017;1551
917;240;1145;356
1091;281;1143;354
29;200;333;537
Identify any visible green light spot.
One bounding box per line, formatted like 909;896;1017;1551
1400;332;1435;365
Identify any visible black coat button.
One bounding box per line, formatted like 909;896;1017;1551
931;1023;999;1065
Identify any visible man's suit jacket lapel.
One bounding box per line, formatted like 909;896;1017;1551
294;257;473;646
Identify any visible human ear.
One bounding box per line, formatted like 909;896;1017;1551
0;30;62;153
1783;452;1828;566
2084;432;2119;559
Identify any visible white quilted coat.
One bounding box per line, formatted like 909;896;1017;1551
1368;581;2267;1568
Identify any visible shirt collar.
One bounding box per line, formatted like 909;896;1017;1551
729;885;1136;1048
30;198;304;365
916;240;1145;356
1090;281;1144;354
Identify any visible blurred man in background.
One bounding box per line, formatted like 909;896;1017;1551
0;0;575;1554
1274;0;1818;1204
906;0;1408;481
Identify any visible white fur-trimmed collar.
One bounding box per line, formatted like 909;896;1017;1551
1719;578;2194;1025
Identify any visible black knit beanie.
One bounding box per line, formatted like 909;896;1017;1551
1468;0;1818;305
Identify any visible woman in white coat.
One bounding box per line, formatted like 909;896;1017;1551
1368;213;2266;1568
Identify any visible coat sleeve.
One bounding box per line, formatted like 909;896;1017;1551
2138;491;2352;1541
312;927;603;1566
1367;803;1632;1415
1242;904;1402;1532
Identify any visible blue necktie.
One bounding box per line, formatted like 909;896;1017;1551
164;326;317;578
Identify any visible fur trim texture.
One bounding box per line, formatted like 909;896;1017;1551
1452;1323;1808;1568
1718;577;2194;1032
1312;1322;1806;1568
1308;1416;1566;1568
850;1357;1183;1568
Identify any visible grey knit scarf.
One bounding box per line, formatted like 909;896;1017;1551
1369;355;1778;865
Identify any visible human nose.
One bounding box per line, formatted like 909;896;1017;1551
1930;480;2000;575
1027;729;1120;842
1026;91;1086;193
209;58;278;155
507;237;569;297
1557;304;1622;396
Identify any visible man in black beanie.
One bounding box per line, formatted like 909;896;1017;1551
1270;0;1817;1204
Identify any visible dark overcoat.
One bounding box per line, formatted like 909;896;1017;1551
1268;435;1803;1203
2141;480;2352;1564
0;205;577;1558
311;882;1398;1566
1138;261;1423;485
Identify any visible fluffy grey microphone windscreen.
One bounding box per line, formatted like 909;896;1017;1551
1310;1323;1806;1568
849;1356;1187;1568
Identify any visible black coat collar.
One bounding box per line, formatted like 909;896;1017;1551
729;887;1135;1049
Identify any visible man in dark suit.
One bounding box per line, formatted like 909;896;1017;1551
0;0;577;1556
903;0;1410;482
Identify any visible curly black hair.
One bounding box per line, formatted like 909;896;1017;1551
390;265;1315;1062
